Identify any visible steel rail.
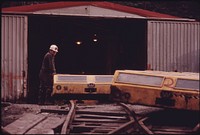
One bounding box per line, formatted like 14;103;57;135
138;117;154;134
108;102;138;134
113;102;155;134
61;100;76;134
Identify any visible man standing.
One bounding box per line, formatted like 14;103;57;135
38;44;58;105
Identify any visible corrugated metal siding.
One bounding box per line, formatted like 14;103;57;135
147;21;200;72
1;15;28;102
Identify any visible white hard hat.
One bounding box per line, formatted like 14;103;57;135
49;44;58;52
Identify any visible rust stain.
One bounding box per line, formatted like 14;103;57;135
1;72;24;101
2;72;23;79
9;72;13;99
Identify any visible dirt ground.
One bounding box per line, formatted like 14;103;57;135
1;101;162;128
2;101;199;134
1;102;61;127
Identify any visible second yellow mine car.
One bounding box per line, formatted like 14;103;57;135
111;70;199;111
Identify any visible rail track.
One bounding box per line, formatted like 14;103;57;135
61;100;141;134
2;100;199;134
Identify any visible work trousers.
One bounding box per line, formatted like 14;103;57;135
38;70;53;104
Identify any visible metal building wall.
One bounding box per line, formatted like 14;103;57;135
1;15;28;102
147;21;200;72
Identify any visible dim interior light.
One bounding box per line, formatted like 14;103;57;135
93;34;97;42
76;41;82;45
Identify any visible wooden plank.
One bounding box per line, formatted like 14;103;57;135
25;129;54;134
26;116;65;134
39;116;65;129
71;125;101;129
76;114;127;120
152;128;193;132
72;122;102;126
3;113;47;134
72;122;122;127
153;131;193;134
102;123;123;127
93;126;117;130
40;108;69;114
1;126;11;134
108;119;135;134
76;110;127;116
91;129;111;133
74;118;127;123
152;126;193;132
152;126;194;134
80;132;104;134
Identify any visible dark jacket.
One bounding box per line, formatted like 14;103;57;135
41;52;56;74
39;51;56;104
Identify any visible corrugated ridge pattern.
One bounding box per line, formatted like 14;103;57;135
1;15;28;101
148;21;200;72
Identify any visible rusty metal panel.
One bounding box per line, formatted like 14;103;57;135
1;15;28;102
147;21;200;72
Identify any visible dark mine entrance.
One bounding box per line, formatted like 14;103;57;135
27;15;147;103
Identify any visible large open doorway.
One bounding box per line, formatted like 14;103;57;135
28;15;147;103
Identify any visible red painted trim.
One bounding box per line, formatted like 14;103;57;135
2;1;179;18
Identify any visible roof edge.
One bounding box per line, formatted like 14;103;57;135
2;1;185;19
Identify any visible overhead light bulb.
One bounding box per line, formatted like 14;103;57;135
93;34;97;42
76;41;82;45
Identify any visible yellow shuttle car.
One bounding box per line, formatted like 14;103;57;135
52;74;113;100
111;70;199;111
